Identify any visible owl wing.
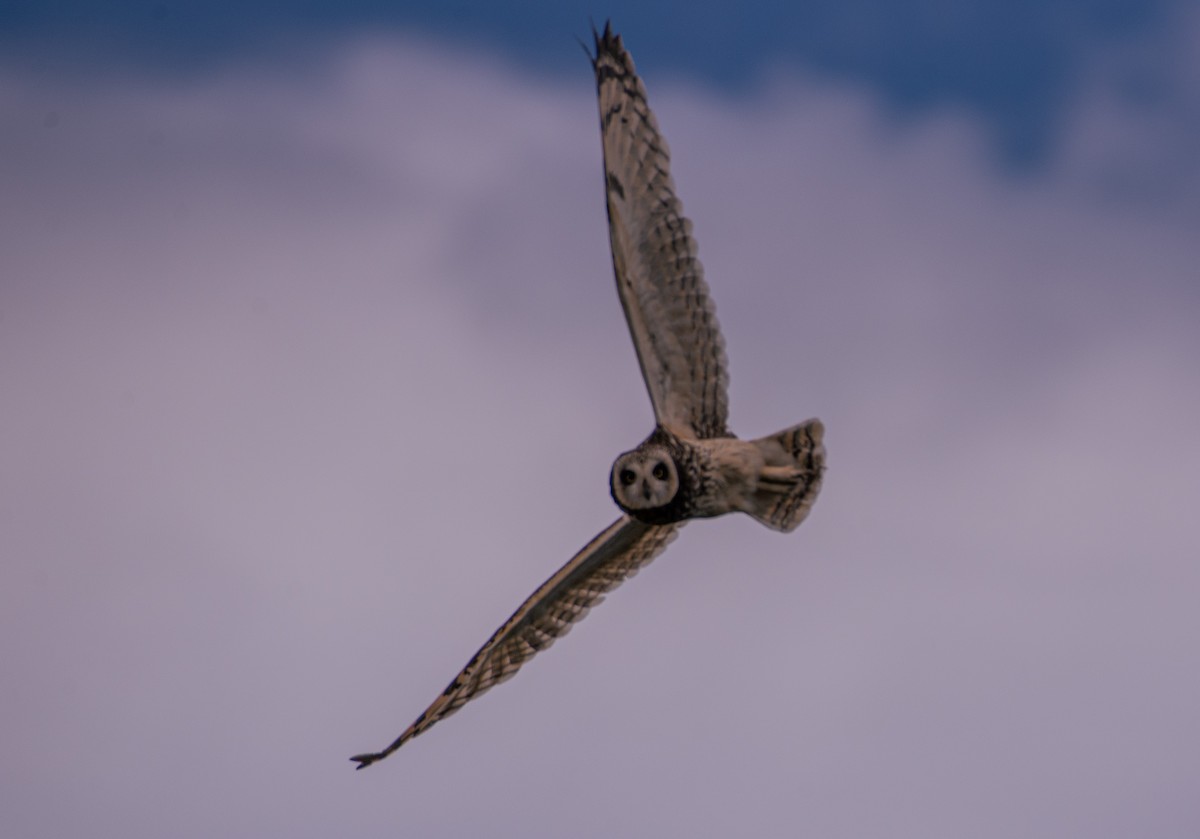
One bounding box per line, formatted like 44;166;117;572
351;516;681;767
591;23;731;440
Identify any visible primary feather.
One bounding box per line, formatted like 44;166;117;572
592;23;731;439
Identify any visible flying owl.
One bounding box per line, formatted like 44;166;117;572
350;22;825;769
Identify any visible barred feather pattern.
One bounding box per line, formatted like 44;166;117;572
758;419;826;533
350;517;680;768
591;23;731;440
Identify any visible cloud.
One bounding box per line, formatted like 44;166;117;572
2;24;1197;838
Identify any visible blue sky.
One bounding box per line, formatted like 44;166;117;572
3;4;1199;838
1;0;1174;162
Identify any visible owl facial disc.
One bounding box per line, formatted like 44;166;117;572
610;446;679;512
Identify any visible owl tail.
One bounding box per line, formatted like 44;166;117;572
747;419;826;533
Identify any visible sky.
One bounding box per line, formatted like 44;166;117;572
3;2;1199;837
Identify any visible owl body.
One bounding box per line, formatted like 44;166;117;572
610;421;824;530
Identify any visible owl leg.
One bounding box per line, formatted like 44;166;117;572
758;465;806;489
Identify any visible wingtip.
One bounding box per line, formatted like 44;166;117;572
585;19;622;64
350;752;381;770
580;18;618;66
575;31;594;64
598;19;619;52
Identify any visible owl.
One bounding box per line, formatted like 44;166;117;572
350;22;825;769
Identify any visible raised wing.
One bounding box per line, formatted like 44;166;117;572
351;517;681;767
591;23;731;440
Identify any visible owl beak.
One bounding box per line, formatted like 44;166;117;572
641;482;651;501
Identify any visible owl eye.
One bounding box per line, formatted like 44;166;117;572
651;462;669;481
619;468;637;486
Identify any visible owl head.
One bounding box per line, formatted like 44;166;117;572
610;445;679;513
